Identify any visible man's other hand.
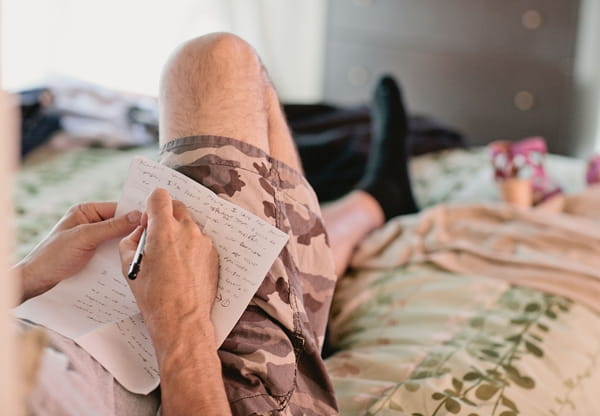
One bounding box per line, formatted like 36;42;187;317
17;202;141;302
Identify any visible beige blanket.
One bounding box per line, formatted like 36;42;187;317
351;187;600;314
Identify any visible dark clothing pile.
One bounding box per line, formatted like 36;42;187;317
284;103;466;202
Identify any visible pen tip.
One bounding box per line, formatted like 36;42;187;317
128;264;140;280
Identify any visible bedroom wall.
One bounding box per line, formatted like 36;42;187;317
1;0;326;103
226;0;326;103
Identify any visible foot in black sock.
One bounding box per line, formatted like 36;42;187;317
358;75;419;220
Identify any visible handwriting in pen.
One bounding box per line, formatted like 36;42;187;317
215;292;231;308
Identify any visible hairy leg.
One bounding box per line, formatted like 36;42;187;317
263;80;303;171
159;32;302;171
159;31;383;278
158;33;341;413
159;32;270;150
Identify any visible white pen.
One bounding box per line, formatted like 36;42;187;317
127;228;147;280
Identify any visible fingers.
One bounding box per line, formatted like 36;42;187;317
60;190;196;255
118;226;145;277
146;189;195;227
87;202;119;221
172;200;194;223
60;202;119;230
146;188;173;225
79;210;141;248
140;212;149;228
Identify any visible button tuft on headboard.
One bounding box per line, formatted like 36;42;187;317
522;9;543;31
514;90;535;111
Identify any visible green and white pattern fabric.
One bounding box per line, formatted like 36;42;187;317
15;146;596;415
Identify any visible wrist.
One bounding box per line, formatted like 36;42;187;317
155;316;230;416
158;329;218;371
14;260;43;302
145;309;217;361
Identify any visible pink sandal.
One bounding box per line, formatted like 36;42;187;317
489;137;562;205
490;140;515;180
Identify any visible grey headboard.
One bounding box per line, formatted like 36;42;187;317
323;0;581;154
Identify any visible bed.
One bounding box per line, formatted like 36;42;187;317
15;144;600;415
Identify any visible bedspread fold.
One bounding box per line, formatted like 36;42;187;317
351;187;600;314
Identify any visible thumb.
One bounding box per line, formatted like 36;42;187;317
80;210;141;247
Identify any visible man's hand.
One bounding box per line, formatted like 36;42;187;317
119;188;230;416
16;202;141;302
118;189;219;346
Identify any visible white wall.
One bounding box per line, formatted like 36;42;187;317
573;0;600;156
2;0;326;102
228;0;326;102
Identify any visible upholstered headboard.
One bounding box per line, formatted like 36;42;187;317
323;0;581;154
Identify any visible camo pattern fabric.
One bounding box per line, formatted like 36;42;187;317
159;135;339;415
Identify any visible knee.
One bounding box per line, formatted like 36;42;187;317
161;32;261;89
180;32;257;63
204;32;258;60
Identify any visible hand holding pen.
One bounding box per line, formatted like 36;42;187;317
118;188;219;323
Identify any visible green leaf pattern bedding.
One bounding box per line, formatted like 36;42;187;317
326;149;600;415
328;264;600;415
14;146;598;415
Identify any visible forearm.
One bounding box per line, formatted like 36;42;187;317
11;261;46;305
150;316;231;416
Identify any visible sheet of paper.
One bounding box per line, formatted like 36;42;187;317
115;157;289;345
14;240;137;338
15;156;289;392
76;314;160;394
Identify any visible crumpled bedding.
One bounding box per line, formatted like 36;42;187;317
327;186;600;413
15;145;595;415
351;189;600;315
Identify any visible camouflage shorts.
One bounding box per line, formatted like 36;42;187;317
159;135;339;415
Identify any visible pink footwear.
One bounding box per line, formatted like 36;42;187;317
490;140;515;180
586;155;600;186
489;137;562;205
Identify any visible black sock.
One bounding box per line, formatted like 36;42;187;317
358;75;419;220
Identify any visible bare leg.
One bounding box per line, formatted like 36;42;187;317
159;32;302;172
499;178;533;208
263;83;304;172
321;191;384;277
157;33;345;413
159;32;383;278
159;33;270;150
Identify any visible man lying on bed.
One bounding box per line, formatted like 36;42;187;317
13;33;419;416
